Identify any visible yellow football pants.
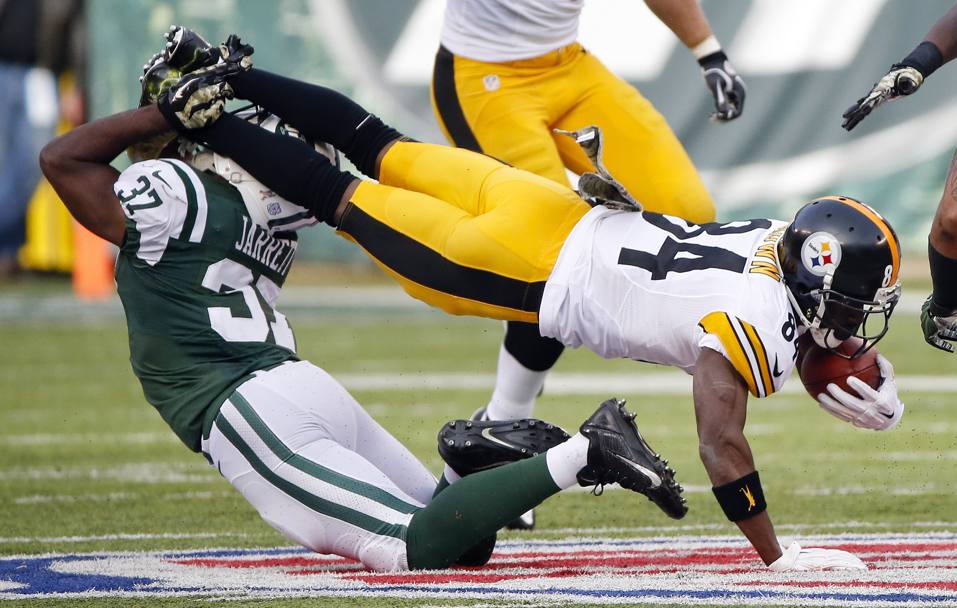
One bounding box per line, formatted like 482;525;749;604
431;43;715;224
336;141;590;323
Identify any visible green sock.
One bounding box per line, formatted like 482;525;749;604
405;454;560;570
432;472;451;499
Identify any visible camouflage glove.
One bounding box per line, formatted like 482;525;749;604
921;295;957;353
157;60;240;131
841;65;924;131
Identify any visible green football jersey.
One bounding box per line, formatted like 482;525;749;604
114;158;300;451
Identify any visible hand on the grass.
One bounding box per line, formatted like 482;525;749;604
817;355;903;431
921;295;957;353
769;541;867;571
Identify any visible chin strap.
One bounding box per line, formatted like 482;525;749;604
554;126;642;212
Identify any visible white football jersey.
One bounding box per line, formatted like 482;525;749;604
441;0;585;62
539;207;801;398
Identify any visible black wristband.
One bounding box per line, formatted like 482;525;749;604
697;50;728;68
898;41;944;77
929;241;957;313
712;470;767;522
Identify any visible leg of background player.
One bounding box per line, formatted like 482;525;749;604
929;149;957;312
552;50;716;224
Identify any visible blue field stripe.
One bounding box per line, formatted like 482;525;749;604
350;584;957;604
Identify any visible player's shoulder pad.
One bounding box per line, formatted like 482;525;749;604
115;159;209;264
698;311;798;398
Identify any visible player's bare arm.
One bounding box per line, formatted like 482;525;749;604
644;0;745;121
39;106;169;246
692;347;781;565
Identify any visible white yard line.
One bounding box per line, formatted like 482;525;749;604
334;372;957;395
0;532;250;545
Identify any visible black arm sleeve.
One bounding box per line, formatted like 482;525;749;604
196;112;357;226
227;69;403;178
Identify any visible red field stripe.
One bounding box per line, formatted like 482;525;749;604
173;556;356;569
827;542;957;554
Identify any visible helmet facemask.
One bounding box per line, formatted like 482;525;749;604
789;272;901;359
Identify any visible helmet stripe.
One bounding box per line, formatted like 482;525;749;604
818;196;900;285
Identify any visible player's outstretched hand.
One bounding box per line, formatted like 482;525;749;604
769;542;867;571
841;65;924;131
163;26;255;74
921;295;957;353
698;51;746;122
157;59;247;131
817;355;903;431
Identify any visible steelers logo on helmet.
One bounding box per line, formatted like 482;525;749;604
800;232;842;277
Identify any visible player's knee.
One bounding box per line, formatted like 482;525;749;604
935;199;957;243
504;321;564;371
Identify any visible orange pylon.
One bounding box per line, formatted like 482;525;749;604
72;221;114;300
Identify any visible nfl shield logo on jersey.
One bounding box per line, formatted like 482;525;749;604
266;202;282;216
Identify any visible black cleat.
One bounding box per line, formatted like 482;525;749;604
578;398;687;519
164;25;219;72
438;418;570;478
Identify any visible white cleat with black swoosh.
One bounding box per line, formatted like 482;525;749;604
577;398;688;519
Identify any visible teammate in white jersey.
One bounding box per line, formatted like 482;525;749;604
432;1;748;527
38;38;693;573
164;40;903;570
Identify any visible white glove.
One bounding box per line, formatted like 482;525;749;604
817;355;904;431
768;541;867;571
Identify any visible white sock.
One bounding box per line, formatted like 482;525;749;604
545;432;590;490
484;344;547;421
442;464;461;485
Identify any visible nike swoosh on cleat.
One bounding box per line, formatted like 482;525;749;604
612;454;662;488
481;427;520;451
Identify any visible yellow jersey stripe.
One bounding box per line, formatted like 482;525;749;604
738;319;774;397
698;312;760;397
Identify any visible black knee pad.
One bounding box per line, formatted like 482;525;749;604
504;321;564;372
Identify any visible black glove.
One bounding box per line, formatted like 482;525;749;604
698;51;746;122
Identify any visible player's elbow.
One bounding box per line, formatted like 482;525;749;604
38;137;69;180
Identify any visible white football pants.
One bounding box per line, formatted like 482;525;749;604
201;360;437;571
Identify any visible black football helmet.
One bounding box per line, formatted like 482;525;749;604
778;196;902;359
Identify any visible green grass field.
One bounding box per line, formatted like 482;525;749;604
1;274;955;607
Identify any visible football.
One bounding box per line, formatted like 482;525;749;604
799;336;881;399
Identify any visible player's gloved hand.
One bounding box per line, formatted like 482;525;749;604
156;61;240;131
816;355;903;431
841;65;924;131
921;295;957;353
769;541;867;571
698;51;746;121
164;25;254;74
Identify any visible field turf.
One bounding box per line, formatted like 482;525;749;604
0;275;954;607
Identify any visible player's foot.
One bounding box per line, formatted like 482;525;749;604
438;418;570;477
164;25;218;72
469;406;537;530
577;398;687;519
